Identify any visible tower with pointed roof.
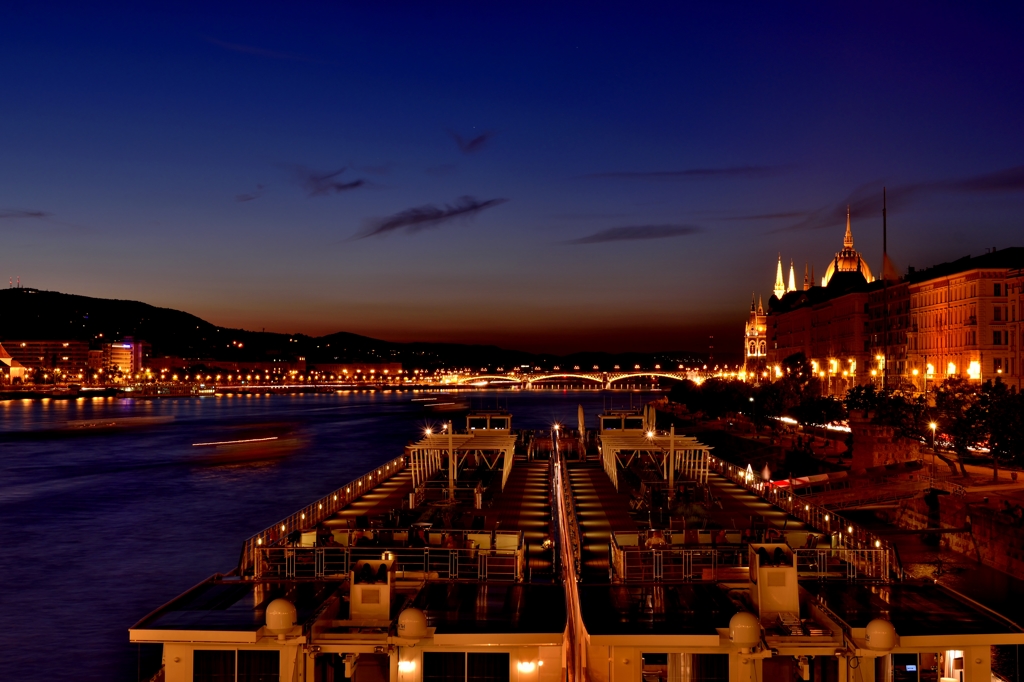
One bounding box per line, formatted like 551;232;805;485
823;206;874;287
773;255;786;299
744;292;768;372
788;260;796;293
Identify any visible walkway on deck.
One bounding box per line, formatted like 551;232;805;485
489;458;554;579
567;462;637;583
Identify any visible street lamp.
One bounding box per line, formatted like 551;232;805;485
929;422;938;476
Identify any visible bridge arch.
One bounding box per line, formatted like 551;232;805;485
454;375;523;385
605;372;692;384
527;373;606;384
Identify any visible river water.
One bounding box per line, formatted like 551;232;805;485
0;389;648;682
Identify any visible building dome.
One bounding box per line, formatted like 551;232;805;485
822;208;874;287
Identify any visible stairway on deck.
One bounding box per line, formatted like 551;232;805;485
330;469;414;523
489;458;554;579
567;463;636;583
705;471;810;532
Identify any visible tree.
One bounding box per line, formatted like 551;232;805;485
933;377;984;478
983;382;1024;476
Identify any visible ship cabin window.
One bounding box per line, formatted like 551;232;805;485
468;417;489;430
602;417;622;431
490;417;508;429
424;651;510;682
194;649;279;682
642;653;729;682
893;652;944;682
624;417;644;430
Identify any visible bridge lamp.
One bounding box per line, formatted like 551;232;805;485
645;431;655;439
553;424;560;431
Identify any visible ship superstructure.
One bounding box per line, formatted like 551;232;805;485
132;409;1024;682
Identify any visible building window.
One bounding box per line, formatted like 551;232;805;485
994;331;1002;345
994;358;1003;372
194;650;279;682
995;283;1002;296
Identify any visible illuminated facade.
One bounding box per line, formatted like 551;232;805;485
822;208;874;287
743;294;767;370
907;249;1024;391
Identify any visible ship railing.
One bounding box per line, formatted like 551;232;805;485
558;456;582;579
610;539;890;583
710;459;903;580
239;454;407;575
253;543;524;582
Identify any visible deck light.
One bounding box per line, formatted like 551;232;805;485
301;513;306;520
281;525;286;532
398;661;416;673
517;661;537;673
824;515;830;522
257;538;262;545
875;539;881;548
847;525;854;534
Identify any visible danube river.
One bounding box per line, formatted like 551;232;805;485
0;389;651;682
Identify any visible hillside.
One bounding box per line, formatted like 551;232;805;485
0;288;708;369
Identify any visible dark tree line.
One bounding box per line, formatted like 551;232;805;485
669;352;1024;477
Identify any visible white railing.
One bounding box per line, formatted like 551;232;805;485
254;542;524;582
239;455;407;574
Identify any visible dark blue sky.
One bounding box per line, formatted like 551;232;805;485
2;3;1022;352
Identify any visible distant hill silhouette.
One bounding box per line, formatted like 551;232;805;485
0;288;707;370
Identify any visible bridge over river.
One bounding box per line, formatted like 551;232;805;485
454;369;708;389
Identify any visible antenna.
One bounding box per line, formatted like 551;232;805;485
882;187;888;392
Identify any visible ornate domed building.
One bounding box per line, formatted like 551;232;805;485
822;207;874;287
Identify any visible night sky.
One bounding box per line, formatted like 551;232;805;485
2;3;1023;353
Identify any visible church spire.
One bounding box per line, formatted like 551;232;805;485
844;205;854;249
803;262;810;290
750;292;756;312
757;295;763;314
787;259;796;292
774;254;785;299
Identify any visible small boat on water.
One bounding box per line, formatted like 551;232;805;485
190;435;304;465
416;395;470;413
63;415;176;431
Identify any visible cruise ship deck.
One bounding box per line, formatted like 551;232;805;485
131;409;1024;682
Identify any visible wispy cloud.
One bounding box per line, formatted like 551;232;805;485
0;209;51;219
720;211;814;221
585;165;784;181
448;130;494;154
235;184;266;202
772;166;1024;234
203;36;330;64
354;196;507;240
294;167;367;197
566;224;702;244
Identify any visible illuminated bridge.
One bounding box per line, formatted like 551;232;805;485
454;369;706;388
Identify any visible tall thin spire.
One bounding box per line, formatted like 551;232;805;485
750;292;756;312
844;205;854;249
757;295;763;314
774;254;785;299
787;259;796;292
803;262;810;290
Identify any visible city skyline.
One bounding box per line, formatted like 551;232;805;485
3;4;1023;353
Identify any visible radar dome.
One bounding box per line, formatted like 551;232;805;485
265;598;297;634
729;612;761;649
398;607;428;638
865;619;897;651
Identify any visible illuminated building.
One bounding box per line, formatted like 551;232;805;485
822;207;874;287
1;339;89;373
907;248;1024;391
0;342;28;383
743;294;767;374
